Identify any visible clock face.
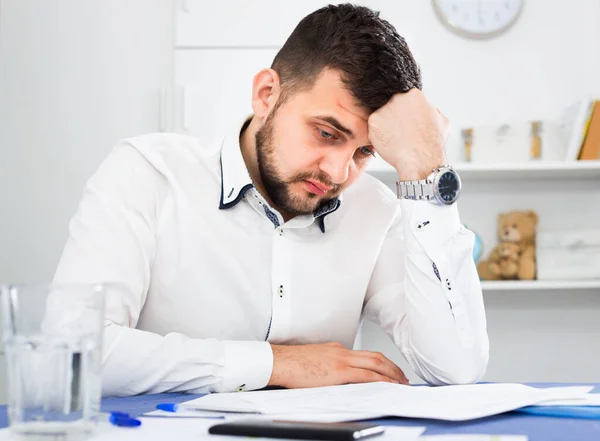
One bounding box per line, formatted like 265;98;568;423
432;0;524;39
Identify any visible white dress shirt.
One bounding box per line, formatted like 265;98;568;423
53;117;489;397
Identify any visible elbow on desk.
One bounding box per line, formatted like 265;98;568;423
432;362;486;386
418;344;489;386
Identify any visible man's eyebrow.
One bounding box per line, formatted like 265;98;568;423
314;115;354;139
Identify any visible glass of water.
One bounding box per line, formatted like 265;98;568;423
1;283;106;440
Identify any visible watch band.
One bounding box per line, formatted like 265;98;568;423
396;178;433;201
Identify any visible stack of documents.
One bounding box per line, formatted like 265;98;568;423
144;382;597;422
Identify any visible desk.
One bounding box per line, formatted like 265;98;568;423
1;383;598;441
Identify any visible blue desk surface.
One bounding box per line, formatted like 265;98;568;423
1;383;599;441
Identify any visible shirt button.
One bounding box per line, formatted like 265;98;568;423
278;285;284;298
278;229;284;237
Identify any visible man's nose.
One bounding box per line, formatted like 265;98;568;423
319;149;353;185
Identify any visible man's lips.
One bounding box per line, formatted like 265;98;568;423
304;180;333;195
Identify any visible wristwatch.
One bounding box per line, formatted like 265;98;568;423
396;165;461;205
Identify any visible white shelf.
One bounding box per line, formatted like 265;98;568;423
481;280;600;292
368;160;600;180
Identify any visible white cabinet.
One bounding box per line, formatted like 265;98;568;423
175;0;385;48
0;0;175;404
174;49;277;144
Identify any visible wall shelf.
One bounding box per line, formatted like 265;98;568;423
368;160;600;181
481;280;600;292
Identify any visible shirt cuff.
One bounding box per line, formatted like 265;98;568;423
219;340;274;392
401;199;462;254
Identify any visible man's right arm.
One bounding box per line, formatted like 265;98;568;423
53;141;273;396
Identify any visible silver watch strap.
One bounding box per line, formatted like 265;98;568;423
396;179;433;201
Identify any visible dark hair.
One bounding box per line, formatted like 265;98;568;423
271;3;422;113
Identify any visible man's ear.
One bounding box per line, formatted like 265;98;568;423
251;68;282;121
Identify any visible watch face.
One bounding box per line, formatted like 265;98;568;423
437;170;461;204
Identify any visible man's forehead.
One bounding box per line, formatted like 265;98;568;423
302;69;369;119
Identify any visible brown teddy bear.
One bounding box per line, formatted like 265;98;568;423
480;242;521;280
477;210;538;281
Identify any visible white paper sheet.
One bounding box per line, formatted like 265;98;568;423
175;382;594;421
144;409;384;422
0;418;425;441
534;393;600;406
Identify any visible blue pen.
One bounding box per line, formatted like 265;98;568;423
156;402;260;416
156;403;187;412
155;403;224;419
102;411;142;427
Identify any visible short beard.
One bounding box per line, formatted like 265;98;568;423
254;109;339;216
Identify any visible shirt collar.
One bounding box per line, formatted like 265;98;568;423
218;117;342;232
314;198;342;233
218;117;254;209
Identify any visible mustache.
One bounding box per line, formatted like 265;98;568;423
291;171;341;193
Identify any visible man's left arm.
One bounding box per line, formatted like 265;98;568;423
363;88;489;385
362;199;489;385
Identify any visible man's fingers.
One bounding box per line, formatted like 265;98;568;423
344;368;399;385
349;351;409;384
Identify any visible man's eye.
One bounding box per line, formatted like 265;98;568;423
317;128;335;140
359;146;375;157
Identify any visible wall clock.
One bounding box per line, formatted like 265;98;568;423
432;0;524;39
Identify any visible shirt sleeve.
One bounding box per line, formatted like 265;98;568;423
362;199;489;385
52;140;273;396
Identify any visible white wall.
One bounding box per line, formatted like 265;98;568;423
402;0;600;143
0;0;175;403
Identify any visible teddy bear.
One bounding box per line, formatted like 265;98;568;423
479;242;521;280
477;210;538;281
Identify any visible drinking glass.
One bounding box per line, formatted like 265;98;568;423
1;283;106;440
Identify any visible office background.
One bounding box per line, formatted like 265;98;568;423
1;0;599;403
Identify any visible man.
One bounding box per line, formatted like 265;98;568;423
53;3;488;396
